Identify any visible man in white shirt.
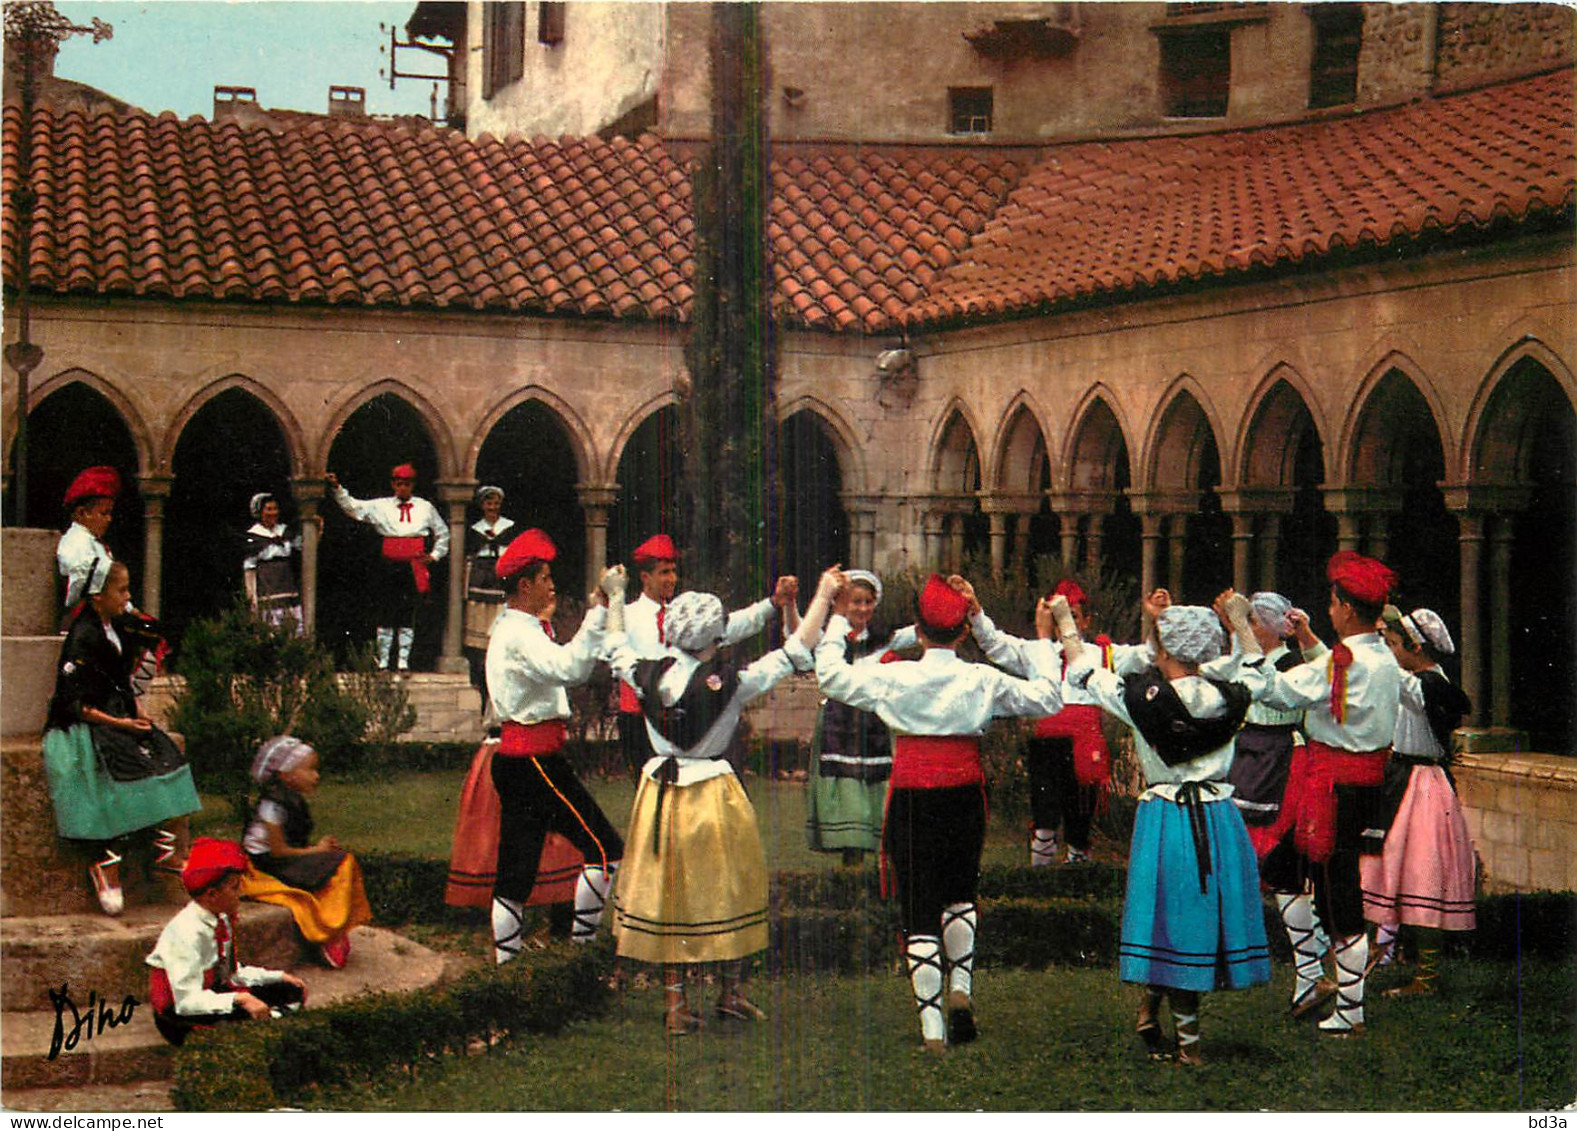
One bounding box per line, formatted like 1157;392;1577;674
485;528;627;965
815;573;1066;1054
1253;552;1402;1037
614;533;796;775
326;464;449;672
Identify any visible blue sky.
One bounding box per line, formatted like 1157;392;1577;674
51;1;444;119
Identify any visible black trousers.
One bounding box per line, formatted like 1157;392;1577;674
153;980;305;1047
1259;782;1379;938
1026;736;1096;849
618;711;654;777
884;784;986;935
490;752;624;902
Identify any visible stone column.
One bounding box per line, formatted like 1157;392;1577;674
1229;512;1255;595
921;509;946;570
435;481;477;675
1139;513;1164;601
137;474;173;617
1166;515;1187;594
1335;512;1361;552
1490;515;1514;727
840;493;880;570
1260;514;1282;594
1454;509;1485;724
987;509;1009;581
291;482;323;637
577;484;618;597
1059;514;1081;571
1085;515;1105;578
1012;512;1033;578
946;512;965;574
1369;513;1391;562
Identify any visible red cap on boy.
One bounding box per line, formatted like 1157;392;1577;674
390;463;417;480
918;574;970;632
633;534;678;566
182;838;249;894
63;466;121;508
1326;551;1396;607
496;528;557;582
1051;579;1088;608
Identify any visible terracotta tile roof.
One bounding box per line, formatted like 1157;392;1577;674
769;150;1024;331
1;111;696;318
4;68;1571;332
908;68;1575;327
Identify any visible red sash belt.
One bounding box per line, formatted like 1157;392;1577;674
890;735;982;789
618;683;640;714
498;720;567;757
381;536;431;594
1269;738;1389;864
1033;703;1111;787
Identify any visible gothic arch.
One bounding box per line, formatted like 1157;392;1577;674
1337;353;1444;485
1141;376;1226;494
1059;388;1134;493
469;385;595;484
1463;337;1577;482
777;393;866;496
159;374;305;475
604;390;680;484
928;399;985;495
1341;354;1451;487
316;379;458;479
13;366;153;473
1235;366;1331;487
988;391;1053;495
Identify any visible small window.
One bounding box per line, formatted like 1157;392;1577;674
1159;28;1230;117
948;87;993;135
1308;4;1363;109
484;2;526;99
538;2;565;45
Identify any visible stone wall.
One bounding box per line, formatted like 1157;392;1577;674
1435;3;1576;88
1356;3;1437;107
1453;751;1577;893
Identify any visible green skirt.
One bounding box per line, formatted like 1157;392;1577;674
43;724;201;842
806;709;889;853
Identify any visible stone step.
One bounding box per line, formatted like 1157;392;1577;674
0;924;449;1097
1;636;61;739
2;902;307;1007
2;1079;176;1113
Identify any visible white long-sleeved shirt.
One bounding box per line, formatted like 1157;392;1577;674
614;592;776;674
1394;667;1449;760
1071;661;1267;797
331;486;449;559
608;632;813;786
1255;632;1401;752
486;605;607;726
145;901;284;1016
57;523;114;608
1202;641;1327;728
969;609;1152;704
814;613;1065;738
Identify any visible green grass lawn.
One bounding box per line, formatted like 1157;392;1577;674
313;958;1576;1111
195;770;1060;872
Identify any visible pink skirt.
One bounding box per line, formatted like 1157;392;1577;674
1361;764;1477;931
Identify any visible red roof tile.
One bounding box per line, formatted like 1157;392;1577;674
908;69;1574;327
3;70;1571;332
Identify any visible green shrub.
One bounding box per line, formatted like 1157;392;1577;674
170;600;373;821
171;942;613;1111
336;643;417;749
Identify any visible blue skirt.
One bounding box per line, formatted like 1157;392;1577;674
1119;794;1272;992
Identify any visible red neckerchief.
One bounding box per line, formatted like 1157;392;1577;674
656;603;666;646
540;618;556;641
1328;642;1354;723
397;501;412;522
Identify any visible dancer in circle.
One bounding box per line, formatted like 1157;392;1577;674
1065;596;1272;1065
805;569;915;865
609;569;826;1033
485;529;627;964
1361;606;1475;995
815;573;1066;1053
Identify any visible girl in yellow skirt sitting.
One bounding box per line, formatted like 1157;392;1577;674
241;735;372;968
608;566;839;1034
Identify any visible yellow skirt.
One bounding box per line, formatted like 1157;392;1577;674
612;772;768;966
240;854;374;945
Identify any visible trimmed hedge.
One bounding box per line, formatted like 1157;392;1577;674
172;941;612;1112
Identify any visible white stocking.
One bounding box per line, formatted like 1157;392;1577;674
572;862;618;942
941;902;977;1001
1030;829;1058;868
491;896;526;965
1277;893;1327;1001
903;934;946;1044
1319;932;1370;1032
375;627;394;669
396;627;414;670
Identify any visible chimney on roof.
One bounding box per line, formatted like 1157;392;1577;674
328;85;366;119
213;85;260;123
